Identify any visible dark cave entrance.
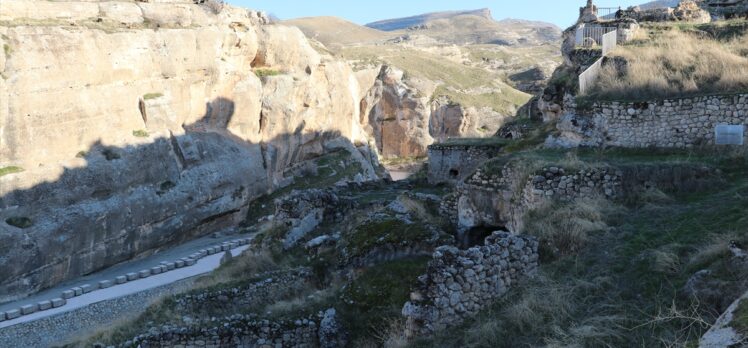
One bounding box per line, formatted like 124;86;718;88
459;224;506;249
449;169;459;178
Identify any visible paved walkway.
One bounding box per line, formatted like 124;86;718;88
0;233;252;329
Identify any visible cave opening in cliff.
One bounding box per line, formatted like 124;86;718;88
459;225;506;249
449;169;459;178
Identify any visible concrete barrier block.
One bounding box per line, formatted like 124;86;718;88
99;280;113;289
159;265;168;272
150;266;162;275
115;276;127;284
230;242;238;249
81;284;93;293
62;290;75;299
0;312;6;322
51;298;66;308
175;260;185;268
165;262;175;270
198;249;207;257
207;247;215;255
5;309;20;320
185;258;196;266
20;304;37;315
38;300;52;311
139;270;151;278
221;244;230;251
72;287;83;296
126;272;139;281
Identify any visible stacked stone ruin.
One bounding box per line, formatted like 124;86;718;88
174;268;312;313
526;166;622;200
427;144;502;185
0;237;252;325
121;308;343;348
402;232;539;337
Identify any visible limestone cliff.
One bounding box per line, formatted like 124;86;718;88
0;0;378;302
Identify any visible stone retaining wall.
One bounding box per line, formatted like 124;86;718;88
122;308;343;348
555;94;748;148
401;232;538;336
174;268;311;315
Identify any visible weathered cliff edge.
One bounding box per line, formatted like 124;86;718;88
0;0;381;302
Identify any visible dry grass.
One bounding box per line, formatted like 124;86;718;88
439;274;625;348
591;29;748;100
195;249;279;288
523;197;611;258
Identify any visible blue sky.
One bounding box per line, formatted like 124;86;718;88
228;0;648;28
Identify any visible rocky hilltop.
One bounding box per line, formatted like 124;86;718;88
286;10;562;159
0;0;385;302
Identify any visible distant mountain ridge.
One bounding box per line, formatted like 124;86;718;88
365;8;493;31
639;0;681;10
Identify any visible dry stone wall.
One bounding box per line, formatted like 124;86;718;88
427;144;502;185
401;232;539;336
554;94;748;148
120;308;344;348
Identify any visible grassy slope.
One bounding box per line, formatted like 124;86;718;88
589;21;748;101
282;16;391;48
339;45;531;114
413;147;748;347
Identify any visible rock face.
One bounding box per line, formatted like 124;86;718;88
0;0;379;302
402;232;539;337
362;66;434;159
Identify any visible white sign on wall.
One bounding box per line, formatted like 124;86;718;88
715;125;745;145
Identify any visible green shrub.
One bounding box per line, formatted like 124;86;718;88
253;68;283;78
132;130;149;138
75;151;88;158
142;93;163;100
3;44;11;58
6;216;33;229
0;166;23;178
735;300;748;335
101;148;121;161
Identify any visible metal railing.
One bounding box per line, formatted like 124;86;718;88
602;30;618;56
579;58;603;96
597;7;621;19
575;24;618;47
579;29;618;95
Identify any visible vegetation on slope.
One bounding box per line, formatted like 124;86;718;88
590;23;748;101
413;146;748;347
340;45;531;115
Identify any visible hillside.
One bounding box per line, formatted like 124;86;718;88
366;8;493;31
283;16;391;48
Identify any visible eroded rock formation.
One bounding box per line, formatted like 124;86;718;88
0;0;380;302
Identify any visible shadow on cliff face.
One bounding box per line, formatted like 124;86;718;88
0;96;368;303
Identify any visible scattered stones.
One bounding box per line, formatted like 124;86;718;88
51;298;66;308
62;290;75;299
37;301;52;311
20;304;37;315
80;284;93;294
5;309;20;320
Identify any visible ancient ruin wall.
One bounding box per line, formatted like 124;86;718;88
427;144;502;185
556;94;748;148
402;232;539;336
